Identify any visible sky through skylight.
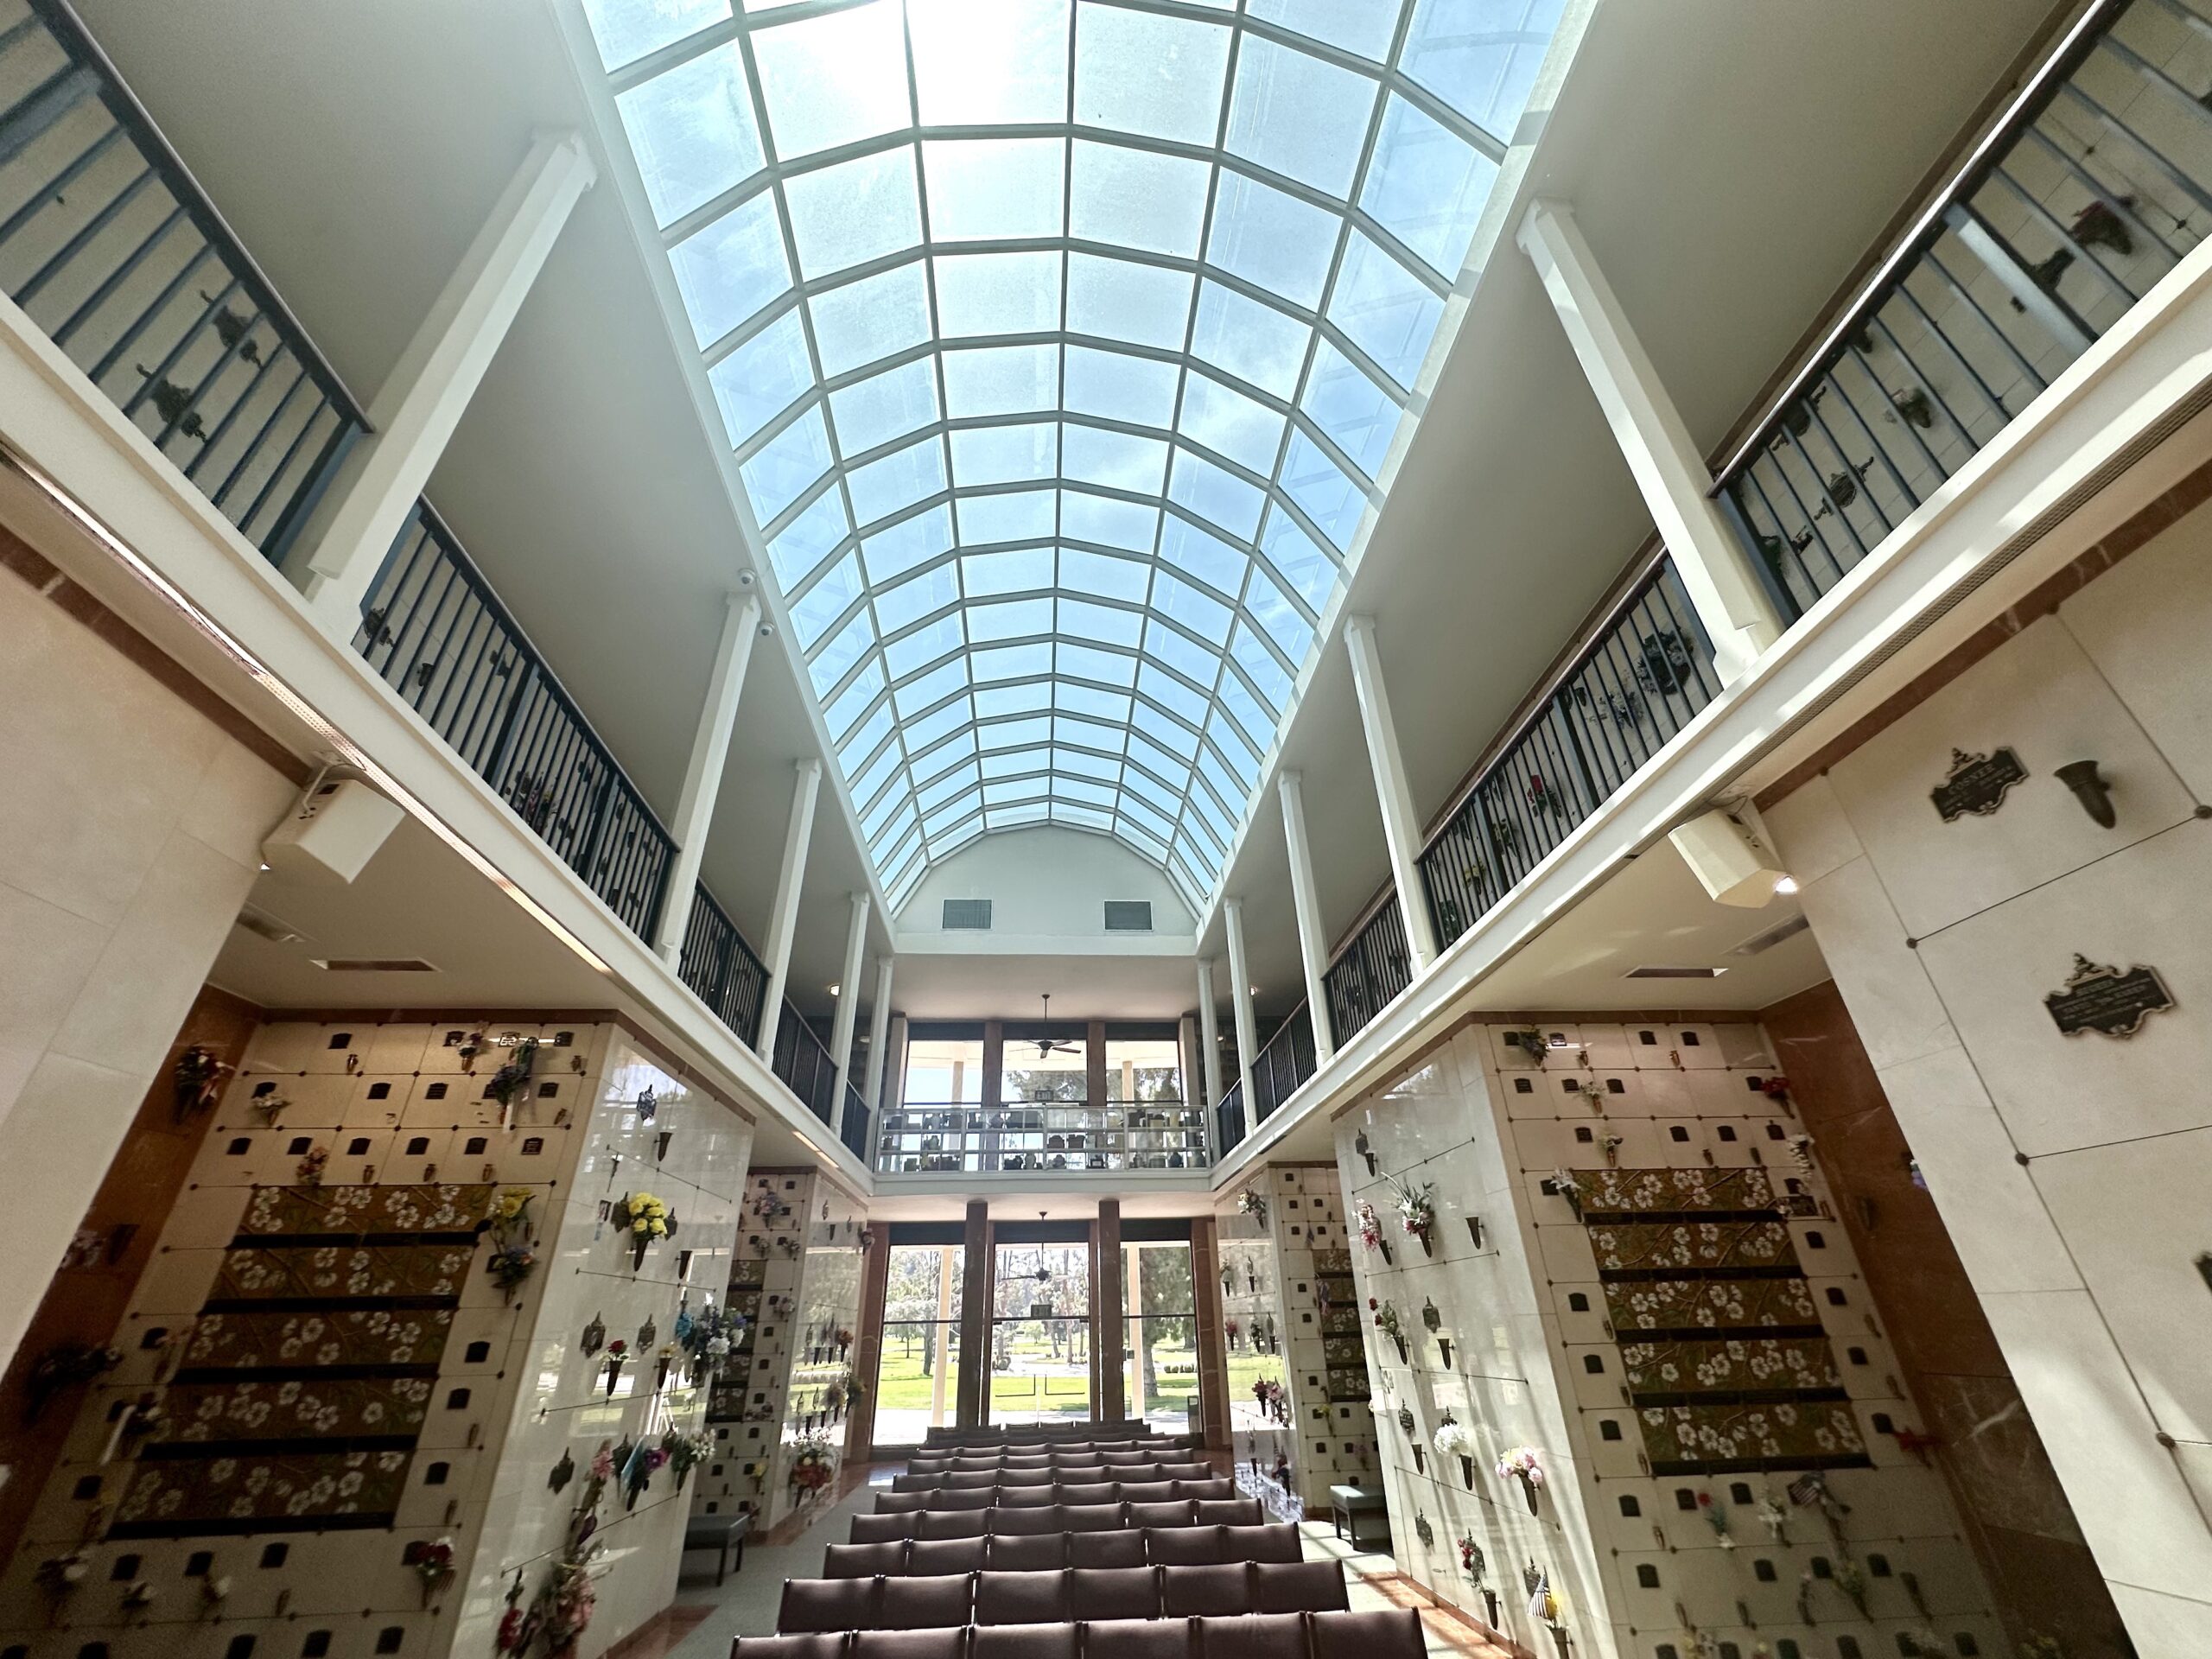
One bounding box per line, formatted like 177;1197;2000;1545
577;0;1563;912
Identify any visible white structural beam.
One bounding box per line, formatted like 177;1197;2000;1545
296;130;597;622
1343;616;1440;974
1276;772;1336;1065
1223;899;1258;1141
862;955;895;1110
827;892;871;1136
654;587;764;965
755;759;823;1057
1516;198;1784;683
1195;957;1224;1113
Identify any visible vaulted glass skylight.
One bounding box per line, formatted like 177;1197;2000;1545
576;0;1563;912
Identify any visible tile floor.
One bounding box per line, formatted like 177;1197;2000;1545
605;1465;1511;1659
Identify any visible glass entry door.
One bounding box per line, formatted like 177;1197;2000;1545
989;1240;1092;1425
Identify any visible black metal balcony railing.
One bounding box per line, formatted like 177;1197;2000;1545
772;1008;840;1127
1248;1006;1319;1126
1323;893;1414;1050
0;0;365;560
354;501;675;939
1420;556;1721;950
840;1081;871;1161
877;1102;1208;1174
1719;0;2212;619
1216;1082;1246;1158
677;881;770;1050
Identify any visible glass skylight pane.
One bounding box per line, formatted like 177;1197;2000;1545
942;345;1058;419
1055;715;1127;753
935;251;1063;337
1055;747;1119;780
741;403;832;522
1142;622;1217;690
1058;599;1141;648
963;544;1054;596
1127;733;1190;789
1057;681;1133;721
925;138;1065;242
1069;141;1210;257
982;721;1051;753
808;261;931;375
1205;171;1338;309
1120;794;1174;841
1330;232;1444;390
1178;370;1286;474
580;0;731;69
792;550;863;645
831;358;940;455
1062;425;1167;494
1257;505;1338;615
1206;718;1259;784
1281;429;1368;550
876;562;958;632
1060;547;1150;604
862;784;909;841
851;739;903;810
1363;94;1498;278
1245;0;1399;61
969;597;1054;642
1153;569;1231;639
670;193;790;347
862;502;953;582
751;1;911;161
1159;515;1248;597
1059;492;1157;553
768;487;849;588
983;776;1038;805
950;422;1058;488
1218;671;1274;748
894;656;969;718
1058;642;1136;686
783;148;923;279
1224;35;1376;199
1072;3;1230;147
824;658;884;738
924;793;982;836
905;696;973;751
1064;346;1179;427
975;680;1051;716
1167;448;1265;540
909;0;1071;124
912;728;977;776
709;310;812;447
848;436;947;524
1300;341;1399;481
809;612;873;696
869;800;918;855
1132;696;1200;756
955;489;1055;543
1056;776;1118;807
1190;282;1307;399
972;641;1052;683
918;764;980;812
886;612;963;679
1402;0;1563;141
617;45;764;226
840;702;893;767
1067;255;1193;351
1237;595;1305;687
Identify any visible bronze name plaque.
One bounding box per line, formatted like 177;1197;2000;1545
1932;747;2028;821
2045;955;2174;1038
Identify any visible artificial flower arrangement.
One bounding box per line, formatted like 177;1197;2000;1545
1356;1199;1391;1263
1370;1298;1407;1363
199;1573;231;1617
1390;1177;1437;1255
611;1192;676;1268
486;1037;538;1126
1235;1186;1268;1226
1550;1167;1584;1220
791;1433;837;1497
172;1044;232;1122
34;1551;89;1606
296;1144;329;1187
1497;1446;1544;1514
248;1088;289;1124
1457;1533;1484;1584
1224;1319;1242;1350
1599;1131;1624;1166
601;1339;628;1397
1697;1489;1734;1548
1433;1413;1477;1488
662;1427;710;1491
620;1438;667;1510
485;1186;538;1302
404;1536;455;1606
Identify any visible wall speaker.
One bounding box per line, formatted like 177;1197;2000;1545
1669;808;1790;907
261;778;404;887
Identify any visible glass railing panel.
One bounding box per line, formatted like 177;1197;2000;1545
0;0;365;558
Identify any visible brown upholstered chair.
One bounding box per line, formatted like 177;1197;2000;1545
1065;1530;1147;1569
1193;1501;1263;1528
1159;1563;1251;1618
823;1541;906;1578
984;1535;1064;1573
1219;1524;1301;1564
732;1636;850;1659
849;1513;916;1544
777;1577;877;1633
877;1575;973;1630
1067;1566;1160;1622
906;1537;988;1576
1124;1500;1192;1529
1252;1561;1349;1613
916;1510;990;1540
1081;1617;1195;1659
1142;1527;1224;1567
848;1632;967;1659
1310;1609;1425;1659
1054;1482;1116;1508
989;1504;1067;1537
972;1624;1078;1659
875;1491;928;1514
1057;1503;1122;1533
973;1569;1068;1626
1197;1613;1306;1659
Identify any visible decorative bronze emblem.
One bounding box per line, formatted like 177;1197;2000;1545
1932;747;2028;821
581;1313;606;1357
2044;955;2174;1038
547;1450;574;1494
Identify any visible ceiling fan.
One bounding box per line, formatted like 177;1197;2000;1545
1029;995;1080;1058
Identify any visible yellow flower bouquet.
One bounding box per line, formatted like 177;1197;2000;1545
610;1192;677;1269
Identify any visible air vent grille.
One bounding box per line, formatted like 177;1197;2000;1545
1624;965;1725;979
1103;901;1153;932
942;899;993;931
312;958;438;974
1728;913;1812;957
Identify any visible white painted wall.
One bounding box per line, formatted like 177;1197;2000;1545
1765;501;2212;1657
0;556;291;1376
898;828;1192;939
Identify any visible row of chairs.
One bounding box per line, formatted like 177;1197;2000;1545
851;1500;1262;1545
906;1447;1190;1472
780;1561;1349;1634
734;1610;1425;1659
878;1482;1234;1515
896;1464;1211;1489
825;1525;1303;1579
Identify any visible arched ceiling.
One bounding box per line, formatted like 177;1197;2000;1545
575;0;1564;911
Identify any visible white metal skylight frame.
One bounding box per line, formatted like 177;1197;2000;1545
574;0;1563;913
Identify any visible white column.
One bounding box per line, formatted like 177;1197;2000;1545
654;588;763;965
296;131;598;624
1343;616;1440;974
1194;957;1225;1109
1516;198;1783;683
754;759;822;1057
862;956;895;1108
1223;899;1258;1141
1276;772;1336;1065
827;893;872;1136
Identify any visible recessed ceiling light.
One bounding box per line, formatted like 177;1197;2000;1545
1773;875;1800;895
828;983;841;996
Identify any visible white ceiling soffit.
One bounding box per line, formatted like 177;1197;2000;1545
556;0;1569;916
